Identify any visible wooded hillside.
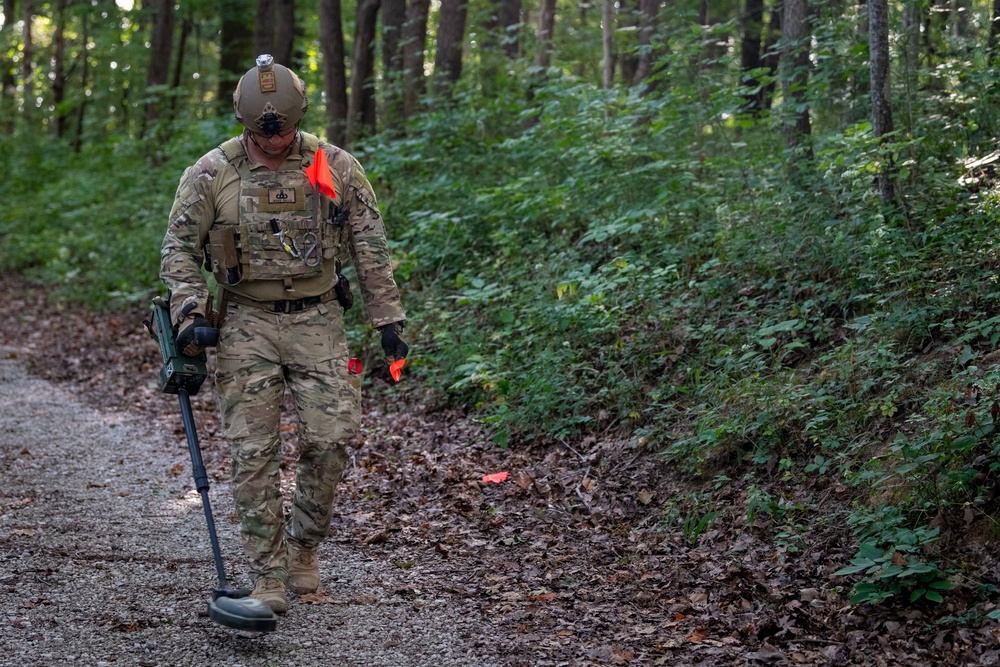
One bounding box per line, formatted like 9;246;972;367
6;0;1000;630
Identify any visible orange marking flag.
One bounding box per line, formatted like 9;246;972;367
305;149;336;199
482;471;509;484
389;358;406;383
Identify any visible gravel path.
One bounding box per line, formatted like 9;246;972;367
0;350;500;667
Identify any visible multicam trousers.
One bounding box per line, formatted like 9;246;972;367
215;301;360;581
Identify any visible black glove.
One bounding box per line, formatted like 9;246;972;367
380;322;408;361
176;315;216;357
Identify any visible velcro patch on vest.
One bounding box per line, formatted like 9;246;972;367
258;186;307;213
269;188;297;205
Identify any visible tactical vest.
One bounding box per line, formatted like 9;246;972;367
209;135;344;286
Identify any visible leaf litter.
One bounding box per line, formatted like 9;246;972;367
2;276;1000;665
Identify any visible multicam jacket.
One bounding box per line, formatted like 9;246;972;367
160;131;405;329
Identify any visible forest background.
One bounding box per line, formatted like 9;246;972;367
5;0;1000;626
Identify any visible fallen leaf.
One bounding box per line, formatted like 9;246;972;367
637;490;654;504
529;592;559;603
687;627;708;642
299;591;336;604
612;649;634;663
689;591;709;606
362;530;389;545
747;643;785;663
511;471;534;491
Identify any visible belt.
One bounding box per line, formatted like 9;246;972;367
223;288;339;314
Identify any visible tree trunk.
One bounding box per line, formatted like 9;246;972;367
574;2;589;78
844;0;868;125
21;0;32;120
901;0;919;83
952;0;970;37
254;0;274;57
0;0;15;133
433;0;468;98
869;0;895;205
382;0;406;130
73;9;89;152
347;0;380;145
924;0;939;68
992;0;1000;50
602;0;614;88
145;0;175;130
781;0;812;165
53;0;67;137
171;16;191;93
320;0;348;145
497;0;522;58
218;0;254;114
619;0;640;84
273;0;295;66
759;1;782;110
402;0;430;118
740;0;765;113
525;0;557;113
480;0;521;98
632;0;660;90
534;0;557;71
162;13;191;129
525;0;556;124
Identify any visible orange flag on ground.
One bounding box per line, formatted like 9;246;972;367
305;149;336;199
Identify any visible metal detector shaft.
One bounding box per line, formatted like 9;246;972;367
178;386;230;591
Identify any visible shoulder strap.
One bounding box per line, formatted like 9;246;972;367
218;137;245;164
299;132;321;169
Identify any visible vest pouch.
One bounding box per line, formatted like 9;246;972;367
207;226;242;285
239;219;325;282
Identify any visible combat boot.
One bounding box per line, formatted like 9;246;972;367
251;576;288;614
287;540;320;594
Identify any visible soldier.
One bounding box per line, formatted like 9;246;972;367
160;55;408;613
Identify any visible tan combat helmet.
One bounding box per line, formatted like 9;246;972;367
233;54;308;136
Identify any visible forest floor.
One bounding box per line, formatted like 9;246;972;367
2;276;1000;666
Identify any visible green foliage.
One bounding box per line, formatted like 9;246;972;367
0;119;233;308
834;507;955;606
661;490;721;545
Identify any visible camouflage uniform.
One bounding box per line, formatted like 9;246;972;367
160;131;405;582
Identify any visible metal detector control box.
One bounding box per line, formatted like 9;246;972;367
150;296;209;396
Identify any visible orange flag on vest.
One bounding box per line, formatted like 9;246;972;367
305;149;336;199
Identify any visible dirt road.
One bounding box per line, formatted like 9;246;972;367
0;350;500;667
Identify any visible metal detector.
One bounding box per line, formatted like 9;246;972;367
146;296;277;633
